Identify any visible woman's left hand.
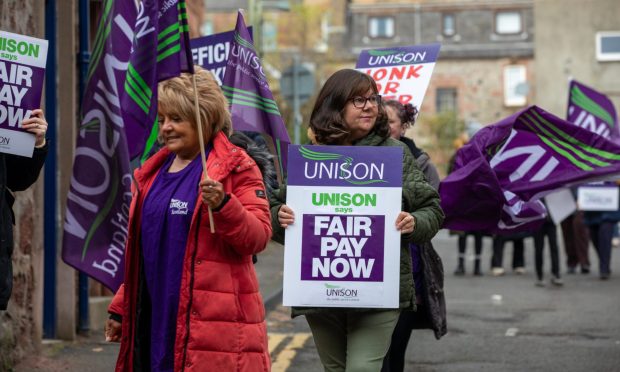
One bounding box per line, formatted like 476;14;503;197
22;109;47;147
200;179;225;209
395;211;416;234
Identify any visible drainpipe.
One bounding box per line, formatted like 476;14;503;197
77;0;91;335
43;0;57;339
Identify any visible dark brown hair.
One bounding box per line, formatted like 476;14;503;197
309;69;388;145
384;99;418;130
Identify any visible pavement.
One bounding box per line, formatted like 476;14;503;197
13;232;620;371
13;241;285;372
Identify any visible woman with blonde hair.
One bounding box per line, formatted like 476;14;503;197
105;67;272;371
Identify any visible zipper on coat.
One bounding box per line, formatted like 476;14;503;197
180;210;202;371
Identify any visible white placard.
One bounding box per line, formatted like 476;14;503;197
544;189;577;224
577;186;619;211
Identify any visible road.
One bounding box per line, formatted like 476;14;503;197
16;231;620;371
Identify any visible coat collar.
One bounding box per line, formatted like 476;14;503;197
134;131;254;188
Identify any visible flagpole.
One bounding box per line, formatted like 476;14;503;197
192;73;216;233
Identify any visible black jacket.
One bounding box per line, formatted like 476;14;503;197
0;145;48;310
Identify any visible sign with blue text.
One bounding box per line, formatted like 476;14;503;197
356;43;440;110
0;30;48;157
283;145;403;308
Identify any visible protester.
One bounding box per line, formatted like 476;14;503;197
105;67;272;371
491;233;527;276
533;212;563;287
0;109;48;311
270;69;444;372
560;190;590;274
381;100;446;372
447;134;485;276
583;181;620;280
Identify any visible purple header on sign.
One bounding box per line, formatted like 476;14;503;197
287;145;403;187
355;43;441;69
301;214;385;282
0;62;45;131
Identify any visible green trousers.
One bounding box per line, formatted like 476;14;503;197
305;309;400;372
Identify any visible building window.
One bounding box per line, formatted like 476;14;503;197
200;20;213;36
503;65;527;107
495;11;522;35
369;16;394;38
596;31;620;61
442;14;456;36
436;88;457;112
262;21;278;52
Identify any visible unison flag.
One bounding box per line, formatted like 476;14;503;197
440;105;620;234
221;11;290;172
567;80;618;140
62;0;137;291
122;0;194;163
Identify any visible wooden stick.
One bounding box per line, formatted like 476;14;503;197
192;73;215;233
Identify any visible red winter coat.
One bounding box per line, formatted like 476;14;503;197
108;132;272;371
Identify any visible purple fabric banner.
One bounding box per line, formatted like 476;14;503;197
440;105;620;234
121;0;194;162
62;0;137;291
190;28;252;85
221;11;290;170
566;80;619;140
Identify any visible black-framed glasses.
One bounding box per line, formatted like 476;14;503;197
350;94;382;109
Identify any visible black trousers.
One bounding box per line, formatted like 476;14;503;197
533;220;560;280
491;236;525;269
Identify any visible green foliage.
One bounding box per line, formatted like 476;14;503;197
416;111;466;176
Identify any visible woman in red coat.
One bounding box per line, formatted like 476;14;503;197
105;67;272;371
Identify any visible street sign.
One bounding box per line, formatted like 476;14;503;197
280;62;315;106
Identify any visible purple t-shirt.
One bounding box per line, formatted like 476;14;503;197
140;151;206;372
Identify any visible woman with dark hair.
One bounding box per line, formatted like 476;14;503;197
270;69;444;371
105;67;272;371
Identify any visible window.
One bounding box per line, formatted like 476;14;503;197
262;21;278;52
596;32;620;61
369;16;394;38
442;14;456;36
503;65;527;107
495;11;522;35
436;88;457;112
200;20;213;36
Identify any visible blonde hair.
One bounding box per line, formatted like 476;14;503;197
157;66;232;143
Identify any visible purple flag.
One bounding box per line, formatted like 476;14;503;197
62;1;137;291
567;80;619;140
440;105;620;234
122;0;194;162
221;11;290;171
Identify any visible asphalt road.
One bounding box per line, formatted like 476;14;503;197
15;230;620;372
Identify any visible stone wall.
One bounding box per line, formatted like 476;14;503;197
0;0;45;369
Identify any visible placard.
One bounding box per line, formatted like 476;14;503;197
283;145;403;308
0;30;48;157
356;43;440;109
544;189;577;224
577;185;619;211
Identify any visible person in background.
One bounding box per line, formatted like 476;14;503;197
582;181;620;280
381;100;446;372
270;69;444;372
0;109;48;311
560;189;590;274
533;207;563;287
448;134;485;276
491;233;527;276
105;67;272;371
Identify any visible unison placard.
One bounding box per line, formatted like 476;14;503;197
283;145;403;308
0;30;48;157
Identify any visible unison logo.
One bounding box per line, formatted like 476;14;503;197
299;146;386;185
324;283;358;298
367;49;427;66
